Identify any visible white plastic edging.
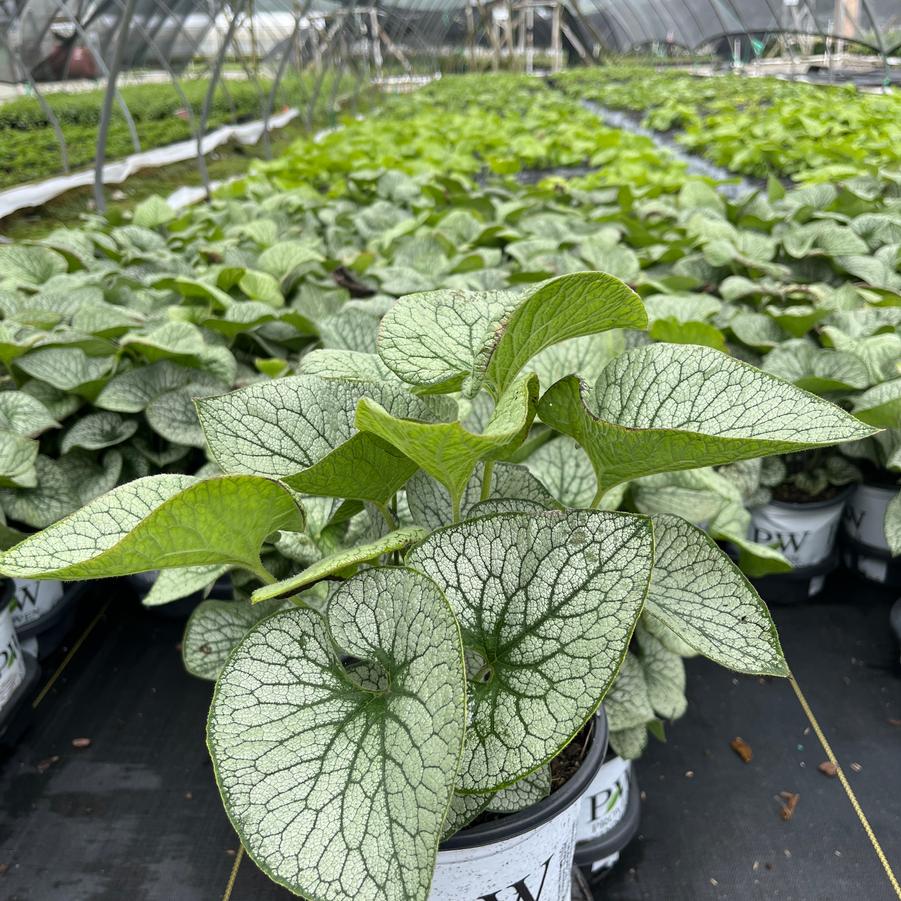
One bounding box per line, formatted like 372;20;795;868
0;107;299;221
166;122;341;210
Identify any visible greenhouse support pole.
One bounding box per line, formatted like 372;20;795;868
369;8;383;76
0;32;69;174
197;0;247;200
568;3;605;61
261;13;303;160
46;0;141;154
550;0;562;71
856;0;891;89
93;0;138;214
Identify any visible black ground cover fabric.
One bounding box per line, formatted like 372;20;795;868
0;570;898;900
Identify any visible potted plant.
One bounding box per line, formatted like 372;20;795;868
0;578;39;745
743;450;859;601
0;273;873;900
841;397;901;587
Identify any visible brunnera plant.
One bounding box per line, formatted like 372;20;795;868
0;272;875;901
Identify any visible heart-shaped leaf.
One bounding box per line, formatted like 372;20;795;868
408;509;652;792
0;392;58;437
197;375;450;504
208;567;467;901
0;474;303;581
646;514;787;676
378;272;646;398
538;344;877;499
183;597;283;679
852;379;901;428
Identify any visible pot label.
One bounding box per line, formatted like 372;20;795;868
10;579;65;630
0;607;26;708
431;802;578;901
576;756;630;842
843;485;897;552
749;500;846;567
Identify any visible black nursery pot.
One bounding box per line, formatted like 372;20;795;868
430;711;609;901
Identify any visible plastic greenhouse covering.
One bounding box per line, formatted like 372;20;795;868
2;0;900;84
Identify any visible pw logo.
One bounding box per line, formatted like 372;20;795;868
751;528;808;554
476;856;551;901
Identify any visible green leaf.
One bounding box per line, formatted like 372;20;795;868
0;245;67;287
0;392;58;437
356;375;538;515
0;431;39;488
442;793;493;840
197;376;448;504
61;412;138;453
762;342;870;393
0;450;122;529
608;725;648;760
132;196;175;229
182;597;282;680
538;344;876;498
604;653;654;732
96;361;221;413
636;625;686;720
486;767;551;814
523;436;597;509
852;379;901;428
251;527;429;602
143;564;230;607
408;510;653;792
298;349;401;384
15;347;115;395
646;515;787;676
886;492;901;556
0;474;303;580
207;568;467;901
378;272;646;398
256;241;322;281
238;270;284;307
406;462;557;531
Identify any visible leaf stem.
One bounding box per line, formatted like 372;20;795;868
451;493;462;523
375;502;397;532
480;461;494;502
590;485;606;509
253;562;277;585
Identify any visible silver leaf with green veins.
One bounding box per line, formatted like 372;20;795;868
646;514;787;676
377;272;646;398
208;568;467;901
408;510;653;793
539;343;876;498
182;597;283;680
197;375;450;504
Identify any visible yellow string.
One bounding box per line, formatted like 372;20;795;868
222;845;244;901
31;599;111;708
789;674;901;900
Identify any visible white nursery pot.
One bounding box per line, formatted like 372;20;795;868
843;484;896;552
430;714;607;901
0;592;26;710
10;578;66;632
749;492;849;570
575;755;630;845
842;484;901;586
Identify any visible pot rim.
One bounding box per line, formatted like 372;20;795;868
762;484;854;512
439;707;609;851
854;482;901;499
